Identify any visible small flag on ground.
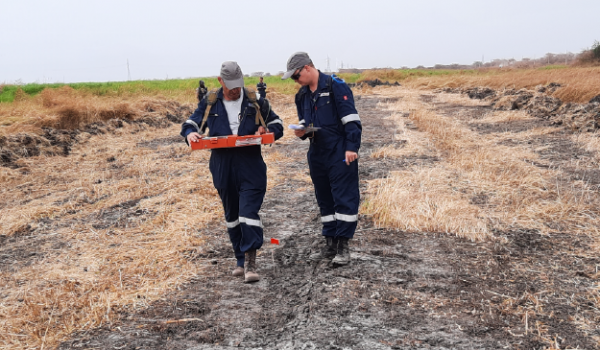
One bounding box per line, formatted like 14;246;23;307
270;238;280;245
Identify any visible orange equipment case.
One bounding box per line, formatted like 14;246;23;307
190;133;275;150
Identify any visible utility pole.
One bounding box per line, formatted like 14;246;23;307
127;59;131;81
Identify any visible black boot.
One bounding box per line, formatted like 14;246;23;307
309;236;337;261
332;238;350;265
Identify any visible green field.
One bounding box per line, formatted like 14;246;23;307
0;70;480;103
0;66;579;103
0;76;300;103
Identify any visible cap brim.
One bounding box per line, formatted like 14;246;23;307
222;77;244;89
281;69;296;80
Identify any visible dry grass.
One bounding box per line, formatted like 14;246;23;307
0;87;193;135
401;67;600;104
572;131;600;154
362;87;600;240
0;94;297;350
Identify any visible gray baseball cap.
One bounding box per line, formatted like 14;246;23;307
220;61;244;89
282;52;313;80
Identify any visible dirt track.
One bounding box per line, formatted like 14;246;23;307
43;92;599;349
0;89;593;349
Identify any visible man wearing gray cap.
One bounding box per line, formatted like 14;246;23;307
181;61;284;282
282;52;362;265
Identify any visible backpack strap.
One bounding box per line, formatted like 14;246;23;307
245;87;267;129
199;88;220;134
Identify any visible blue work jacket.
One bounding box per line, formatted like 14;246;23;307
181;88;284;143
295;71;361;153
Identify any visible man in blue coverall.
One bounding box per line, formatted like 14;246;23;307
282;52;361;265
181;61;284;282
257;76;267;99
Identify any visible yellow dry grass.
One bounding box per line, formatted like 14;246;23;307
362;87;600;240
401;67;600;103
0;95;297;350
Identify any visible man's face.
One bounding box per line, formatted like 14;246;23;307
291;66;309;86
218;77;241;100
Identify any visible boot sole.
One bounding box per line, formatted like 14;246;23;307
308;255;336;262
332;258;350;265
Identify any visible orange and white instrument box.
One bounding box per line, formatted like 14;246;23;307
190;133;275;150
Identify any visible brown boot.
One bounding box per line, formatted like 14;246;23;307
244;250;260;283
232;266;244;277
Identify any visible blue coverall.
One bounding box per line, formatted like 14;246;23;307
295;72;362;239
256;82;267;99
181;89;284;266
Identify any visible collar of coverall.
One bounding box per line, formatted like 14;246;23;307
309;70;330;96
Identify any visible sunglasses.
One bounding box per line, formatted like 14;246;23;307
291;66;305;81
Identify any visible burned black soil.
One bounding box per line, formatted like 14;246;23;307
48;94;600;349
0;102;193;169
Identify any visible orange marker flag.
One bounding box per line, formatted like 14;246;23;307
270;238;280;245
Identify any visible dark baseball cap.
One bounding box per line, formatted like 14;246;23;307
282;52;313;80
220;61;244;89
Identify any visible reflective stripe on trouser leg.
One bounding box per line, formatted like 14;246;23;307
238;183;266;253
217;187;245;266
308;149;360;238
227;225;245;266
330;158;360;238
309;156;337;238
320;214;336;237
211;147;267;261
335;212;358;240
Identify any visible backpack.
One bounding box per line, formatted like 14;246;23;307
295;74;345;111
199;87;269;134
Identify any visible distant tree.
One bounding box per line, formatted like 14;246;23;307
574;40;600;65
544;53;556;65
593;40;600;60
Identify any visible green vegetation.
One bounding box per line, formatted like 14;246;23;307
537;65;569;70
0;76;305;103
0;65;584;103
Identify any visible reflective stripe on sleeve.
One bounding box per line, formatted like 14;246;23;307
335;213;358;222
240;216;263;228
267;119;283;126
321;215;335;223
340;114;360;125
185;119;201;133
226;219;240;228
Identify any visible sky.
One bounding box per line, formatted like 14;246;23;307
1;0;599;84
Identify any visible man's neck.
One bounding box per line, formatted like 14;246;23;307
308;71;319;92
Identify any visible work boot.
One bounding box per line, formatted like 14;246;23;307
332;238;351;265
232;266;244;277
309;236;337;261
244;250;260;283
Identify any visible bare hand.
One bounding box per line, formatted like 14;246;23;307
345;151;358;165
255;126;267;135
294;129;306;137
187;132;202;144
